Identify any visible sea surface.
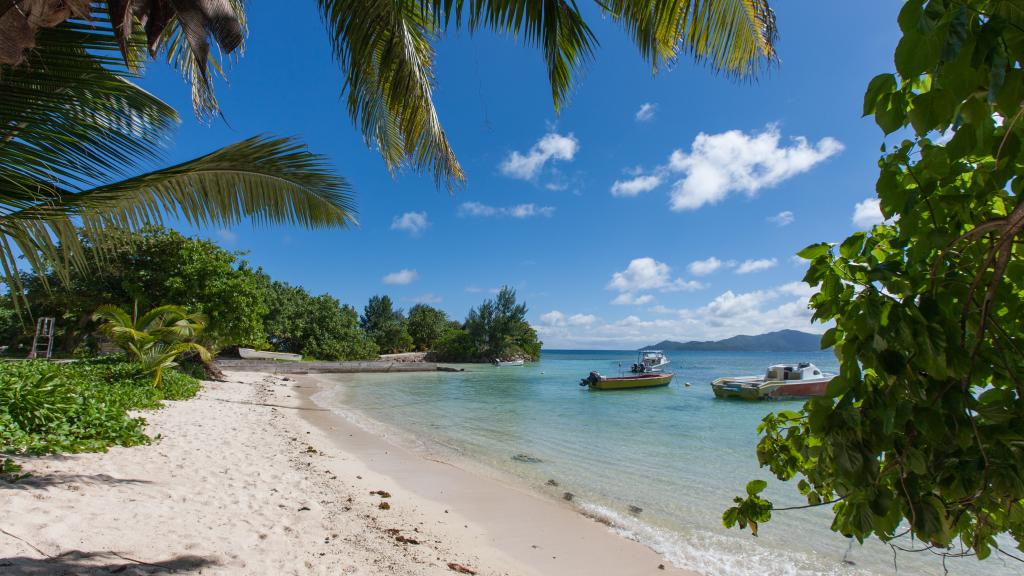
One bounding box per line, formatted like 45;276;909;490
314;350;1020;576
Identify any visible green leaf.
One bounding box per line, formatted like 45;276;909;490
863;74;897;116
797;243;832;260
746;479;768;496
840;233;867;259
825;375;850;398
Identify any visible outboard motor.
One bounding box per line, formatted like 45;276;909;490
579;371;602;386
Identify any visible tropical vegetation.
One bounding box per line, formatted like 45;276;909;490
726;0;1024;564
0;357;200;454
432;287;541;362
360;295;415;354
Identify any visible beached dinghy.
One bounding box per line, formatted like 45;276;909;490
493;359;525;366
580;371;673;390
238;348;303;362
711;362;835;400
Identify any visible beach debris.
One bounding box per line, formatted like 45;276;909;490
356;475;362;479
628;505;643;514
562;492;574;501
303;446;317;454
378;502;391;510
511;453;543;464
545;479;559;487
446;562;477;574
396;535;420;545
298;506;310;512
658;564;665;570
370;490;392;498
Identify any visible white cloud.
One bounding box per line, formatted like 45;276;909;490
465;286;483;293
391;211;429;235
382;269;418;285
540;311;598;326
568;313;597;326
459;202;555;219
612;293;655;306
635;103;657;122
535;282;827;348
768;210;794;226
405;293;442;304
663;125;842;211
852;198;884;228
500;132;578;179
216;229;237;244
688;256;723;276
735;258;778;274
611;175;662;197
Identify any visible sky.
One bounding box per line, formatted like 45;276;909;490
137;2;903;349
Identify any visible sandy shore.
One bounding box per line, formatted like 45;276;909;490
1;371;695;575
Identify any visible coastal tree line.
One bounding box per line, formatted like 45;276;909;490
0;227;541;363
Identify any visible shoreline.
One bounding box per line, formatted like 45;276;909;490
298;372;696;576
1;370;694;575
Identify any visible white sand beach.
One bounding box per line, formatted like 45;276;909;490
1;371;695;575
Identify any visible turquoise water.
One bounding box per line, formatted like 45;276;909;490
315;350;1019;576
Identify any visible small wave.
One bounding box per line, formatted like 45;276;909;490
576;501;871;576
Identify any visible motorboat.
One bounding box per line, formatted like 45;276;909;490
711;362;835;400
493;359;525;366
631;350;670;373
580;371;673;390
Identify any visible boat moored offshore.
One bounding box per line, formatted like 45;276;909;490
580;371;674;390
711;362;835;400
631;349;671;373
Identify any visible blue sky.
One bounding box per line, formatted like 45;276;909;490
141;2;902;349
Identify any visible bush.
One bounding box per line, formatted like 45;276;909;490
429;329;478;362
0;357;200;454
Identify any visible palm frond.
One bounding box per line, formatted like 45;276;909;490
426;0;597;111
318;0;463;190
598;0;777;76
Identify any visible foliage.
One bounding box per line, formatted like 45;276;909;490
0;12;353;303
263;280;378;360
94;304;212;387
0;358;199;454
360;295;413;354
440;287;542;362
5;227;269;353
407;304;452;351
726;0;1024;563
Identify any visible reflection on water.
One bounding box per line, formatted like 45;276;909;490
316;350;1018;576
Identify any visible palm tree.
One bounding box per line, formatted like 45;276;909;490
93;303;213;387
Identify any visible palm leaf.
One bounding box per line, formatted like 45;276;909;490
598;0;777;76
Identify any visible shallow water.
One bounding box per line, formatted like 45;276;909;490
315;350;1020;576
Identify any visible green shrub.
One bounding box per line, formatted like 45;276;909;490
0;357;200;454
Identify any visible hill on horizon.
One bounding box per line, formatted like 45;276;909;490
644;329;826;352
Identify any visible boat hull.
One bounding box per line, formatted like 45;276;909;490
711;377;832;400
238;347;303;362
590;373;673;390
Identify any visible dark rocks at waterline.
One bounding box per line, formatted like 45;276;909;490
511;454;543;464
628;505;643;514
545;479;559;487
562;492;574;502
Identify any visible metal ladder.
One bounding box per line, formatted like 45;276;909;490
28;317;55;359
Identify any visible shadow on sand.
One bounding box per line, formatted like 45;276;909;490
3;472;153;491
0;550;217;574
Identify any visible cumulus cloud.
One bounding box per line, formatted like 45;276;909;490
688;256;724;276
216;229;237;244
500;132;578;179
540;311;598;326
382;269;418;285
611;175;662;197
768;210;794;226
534;282;826;348
666;126;843;210
735;258;778;274
635;103;657;122
852;198;884;228
391;211;429;235
612;293;656;306
607;257;703;305
459;202;555;219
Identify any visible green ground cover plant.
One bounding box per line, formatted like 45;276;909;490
0;357;199;455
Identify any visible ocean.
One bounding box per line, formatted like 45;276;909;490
313;350;1019;576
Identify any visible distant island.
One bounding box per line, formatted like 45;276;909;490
644;329;826;352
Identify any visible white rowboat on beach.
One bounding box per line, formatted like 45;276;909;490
238;347;303;362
